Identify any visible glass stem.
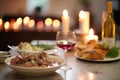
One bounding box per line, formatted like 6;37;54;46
61;49;72;71
64;49;67;66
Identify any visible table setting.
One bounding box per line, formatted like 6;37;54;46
0;32;120;80
0;37;120;80
0;1;120;80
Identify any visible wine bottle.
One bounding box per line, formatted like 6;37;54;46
102;1;116;48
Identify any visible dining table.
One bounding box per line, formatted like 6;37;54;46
0;40;120;80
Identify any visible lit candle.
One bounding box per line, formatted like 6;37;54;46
79;10;90;34
85;28;98;43
37;21;44;32
4;21;10;32
45;18;52;32
53;19;60;31
10;19;15;31
16;17;22;26
13;22;19;32
0;18;3;31
23;16;30;30
62;9;70;33
13;17;22;31
28;19;35;30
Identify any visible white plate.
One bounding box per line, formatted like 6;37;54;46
75;52;120;62
5;55;65;76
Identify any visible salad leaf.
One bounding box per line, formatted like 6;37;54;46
34;44;55;50
101;42;119;58
106;47;120;58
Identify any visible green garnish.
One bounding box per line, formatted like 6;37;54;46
34;44;55;50
101;42;120;58
106;47;120;58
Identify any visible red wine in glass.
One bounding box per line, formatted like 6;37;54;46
57;40;75;50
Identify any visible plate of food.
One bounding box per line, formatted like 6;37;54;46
5;52;65;76
8;41;57;54
75;40;120;62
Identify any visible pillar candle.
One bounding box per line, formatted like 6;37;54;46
62;9;70;33
79;10;90;34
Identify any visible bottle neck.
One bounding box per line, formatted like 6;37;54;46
107;1;113;17
107;1;112;12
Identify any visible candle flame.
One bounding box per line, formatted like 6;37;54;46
16;17;22;25
37;21;44;31
53;19;60;28
79;10;85;19
89;28;94;37
13;22;19;31
23;16;30;25
28;19;35;28
63;9;68;16
86;28;98;43
4;21;10;31
45;18;52;26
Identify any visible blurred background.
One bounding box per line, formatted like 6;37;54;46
0;0;120;50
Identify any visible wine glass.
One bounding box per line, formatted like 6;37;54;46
56;31;76;71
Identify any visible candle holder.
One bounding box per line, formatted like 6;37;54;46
74;29;88;43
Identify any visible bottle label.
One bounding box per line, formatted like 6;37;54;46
103;37;115;48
